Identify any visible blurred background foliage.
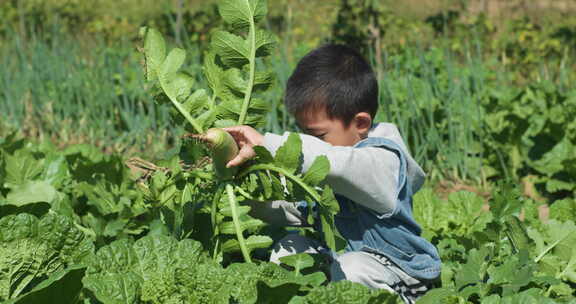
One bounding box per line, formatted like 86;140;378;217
1;0;575;201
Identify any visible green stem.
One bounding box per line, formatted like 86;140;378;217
159;78;204;133
535;239;563;263
234;185;255;200
238;164;322;203
237;2;256;125
170;98;204;134
211;185;224;260
238;164;337;250
226;183;252;263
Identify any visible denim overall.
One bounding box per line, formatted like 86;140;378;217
332;136;441;281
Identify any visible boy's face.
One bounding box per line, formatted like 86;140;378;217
296;107;372;146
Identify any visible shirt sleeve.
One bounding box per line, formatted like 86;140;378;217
246;200;310;227
262;132;400;215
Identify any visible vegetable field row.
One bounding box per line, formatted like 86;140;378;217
1;130;575;303
0;0;575;303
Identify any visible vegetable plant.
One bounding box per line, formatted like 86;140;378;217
139;0;340;263
0;213;93;302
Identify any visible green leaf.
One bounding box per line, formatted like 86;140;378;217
3;153;43;189
204;51;225;95
274;133;302;174
531;138;573;175
289;280;397;303
546;179;574;193
197;109;218;129
225;262;297;303
253;71;274;92
255;29;276;57
499;288;559;303
221;239;240;253
218;0;267;29
253;146;274;163
0;202;51;218
218;218;264;235
504;216;532;253
7;266;86;304
487;252;536;295
416;288;459;304
169;72;196;102
258;171;273;198
455;247;488;291
243;112;268;128
159;49;192;102
220;205;252;217
160;48;186;77
302;156;329;186
279;253;314;274
246;97;270;112
83;235;207;304
222;68;246;95
532;220;576;263
318;186;339;250
142;27;166;81
5;181;57;206
244;235;273;251
256;280;302;304
549;199;576;222
182;89;209;115
319;185;339;213
213;119;238;128
212;31;249;67
150;44;204;133
0;213;93;301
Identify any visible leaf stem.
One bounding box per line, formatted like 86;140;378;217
158;75;204;133
170;98;204;134
211;185;224;260
237;1;257;125
239;164;322;203
534;238;563;263
226;183;252;263
238;164;337;250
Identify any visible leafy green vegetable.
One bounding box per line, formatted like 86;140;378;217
504;215;532;254
236;133;340;251
141;0;276;133
549;198;576;223
139;0;339;262
289;280;398;304
83;234;208;304
0;213;93;301
413;185;576;302
5;266;86;304
5;181;57;207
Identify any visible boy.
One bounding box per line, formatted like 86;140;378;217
223;44;441;303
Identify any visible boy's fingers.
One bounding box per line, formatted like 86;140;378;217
225;159;237;168
223;127;248;145
226;146;255;168
222;126;244;135
226;155;246;168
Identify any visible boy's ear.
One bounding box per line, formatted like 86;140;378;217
353;112;372;137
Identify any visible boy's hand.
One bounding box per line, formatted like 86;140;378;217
223;126;264;168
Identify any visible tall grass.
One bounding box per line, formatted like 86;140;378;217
0;30;204;155
377;44;488;183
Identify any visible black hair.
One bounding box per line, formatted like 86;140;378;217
284;44;378;126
